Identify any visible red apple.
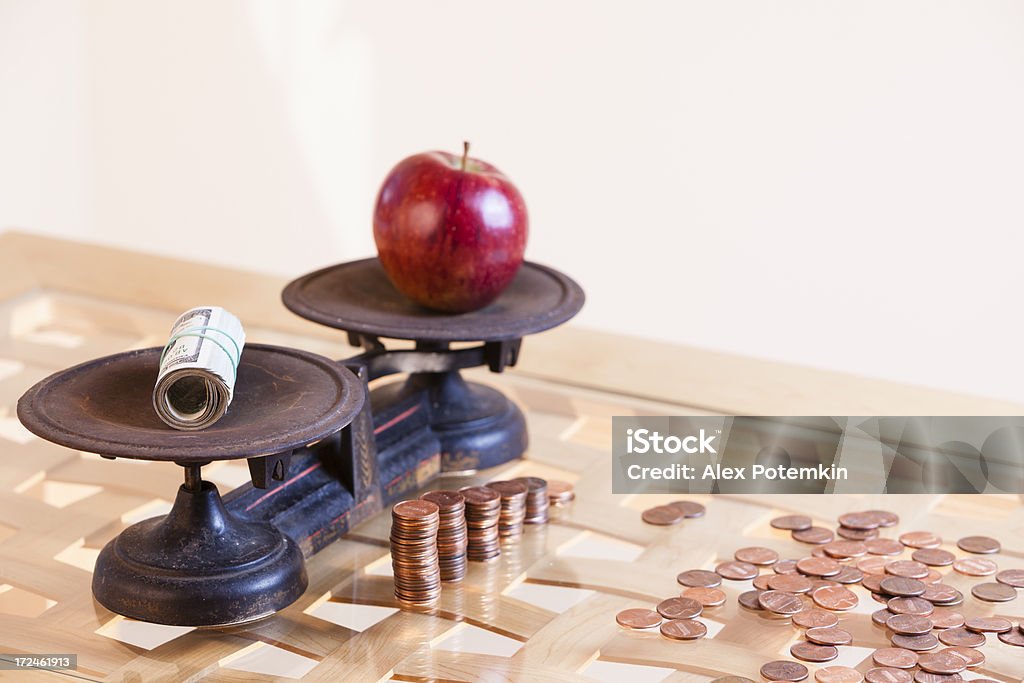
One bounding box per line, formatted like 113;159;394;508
373;143;528;313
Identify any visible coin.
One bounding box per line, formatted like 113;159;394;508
867;510;900;527
615;608;662;629
838;511;881;530
815;666;863;683
859;556;891;575
760;661;809;681
768;574;813;594
682;586;726;607
865;669;912;683
772;515;813;531
669;500;706;518
812;585;858;611
872;608;896;627
656;596;703;620
511;476;549;524
872;648;918;668
866;539;904;556
390;500;442;605
880;577;926;597
393;499;440;520
659;618;707;640
793;527;834;545
641;504;683;526
545;480;575;504
738;590;765;611
911;548;955;567
939;646;983;666
837;525;879;541
929;610;965;629
885;561;930;579
891;632;939;651
677;569;722;588
997;626;1024;646
996;568;1024;587
797;557;842;577
920;584;961;605
735;546;779;566
823;541;868;559
774;559;800;574
758;590;805;615
713;679;757;683
899;531;941;549
791;641;838;662
964;616;1011;633
806;626;853;646
886;614;933;635
460;485;502;562
420;490;467;582
913;673;963;683
887;597;934;616
971;582;1016;602
793;608;840;629
832;566;864;584
936;627;984;647
716;560;759;580
916;651;967;675
753;574;774;590
951;557;997;577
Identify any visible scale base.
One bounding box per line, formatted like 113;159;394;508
93;481;307;627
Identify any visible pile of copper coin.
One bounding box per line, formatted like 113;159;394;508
620;504;1023;682
390;499;441;605
513;476;550;524
459;485;502;562
546;480;575;506
420;490;468;582
641;499;706;525
485;480;528;538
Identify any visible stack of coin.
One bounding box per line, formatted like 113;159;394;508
421;490;468;582
485;480;528;538
546;480;575;506
460;485;502;561
390;500;441;605
513;476;550;524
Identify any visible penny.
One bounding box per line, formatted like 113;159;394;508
887;597;934;616
837;525;879;541
922;569;942;584
793;608;840;629
545;480;575;504
677;569;722;588
939;646;983;667
838;511;881;530
659;618;707;640
920;584;960;605
866;539;904;556
929;610;965;629
806;626;853;646
859;556;891;575
872;647;918;668
768;574;813;594
913;674;962;683
885;560;930;579
738;589;764;611
916;651;966;674
682;586;727;607
759;590;805;615
393;499;439;519
832;566;864;584
936;627;984;648
899;531;941;549
879;577;926;597
952;557;997;577
793;527;834;545
735;546;780;566
823;540;868;559
815;667;863;683
772;515;814;531
753;574;773;590
760;661;809;682
996;568;1024;587
955;535;1000;554
886;614;933;635
774;557;798;573
812;585;858;611
865;669;913;683
997;626;1024;646
712;679;757;683
790;641;838;663
872;608;896;627
911;548;955;567
964;616;1012;633
656;597;702;620
716;560;759;580
797;557;842;577
642;505;684;526
668;500;706;518
862;575;886;593
809;578;839;592
615;608;662;629
866;510;900;527
891;632;939;651
970;581;1017;602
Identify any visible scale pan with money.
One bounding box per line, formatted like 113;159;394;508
16;258;583;626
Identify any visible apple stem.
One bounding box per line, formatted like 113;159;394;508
461;141;470;171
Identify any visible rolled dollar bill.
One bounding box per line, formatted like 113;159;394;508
153;306;246;431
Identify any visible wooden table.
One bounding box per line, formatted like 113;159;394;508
0;232;1021;682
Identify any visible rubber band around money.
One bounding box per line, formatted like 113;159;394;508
159;326;242;381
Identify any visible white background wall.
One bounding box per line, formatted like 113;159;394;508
3;1;1023;402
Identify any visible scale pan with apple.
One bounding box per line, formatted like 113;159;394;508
17;256;583;626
